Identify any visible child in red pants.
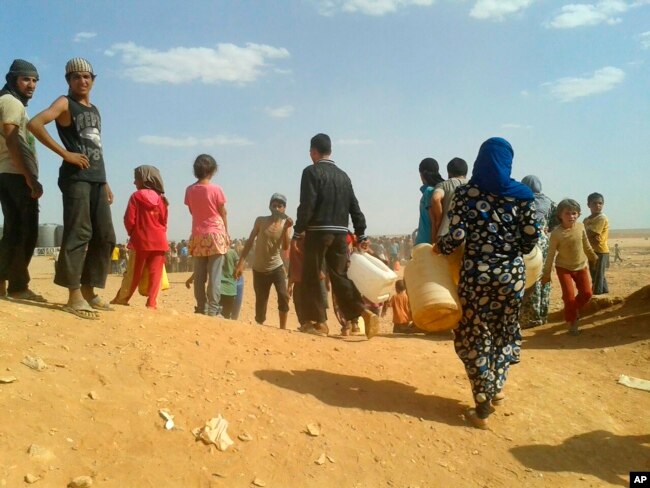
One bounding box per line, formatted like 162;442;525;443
542;199;597;335
113;165;169;309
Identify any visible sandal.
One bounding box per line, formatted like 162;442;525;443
62;302;100;320
492;392;506;406
8;289;47;303
362;310;380;339
89;295;114;311
466;408;489;430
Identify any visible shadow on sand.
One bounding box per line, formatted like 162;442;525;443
1;297;61;312
255;368;466;426
510;430;650;486
523;287;650;350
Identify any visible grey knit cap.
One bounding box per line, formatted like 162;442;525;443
269;193;287;205
6;59;39;82
65;57;94;75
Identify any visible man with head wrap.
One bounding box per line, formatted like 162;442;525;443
0;59;45;301
235;193;293;328
28;58;116;319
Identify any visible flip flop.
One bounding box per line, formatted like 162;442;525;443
8;289;47;303
492;392;506;406
362;310;380;339
466;408;489;430
89;295;114;311
62;303;100;320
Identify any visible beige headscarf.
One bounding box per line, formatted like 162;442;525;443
135;165;168;205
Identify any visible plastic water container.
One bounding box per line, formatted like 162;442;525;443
524;245;543;289
348;252;397;303
404;243;462;332
37;223;58;248
444;244;464;286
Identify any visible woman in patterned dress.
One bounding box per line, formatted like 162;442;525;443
519;175;557;329
437;138;539;429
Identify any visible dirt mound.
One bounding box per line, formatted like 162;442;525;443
624;284;650;306
1;256;649;487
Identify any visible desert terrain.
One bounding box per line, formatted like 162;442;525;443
1;232;649;487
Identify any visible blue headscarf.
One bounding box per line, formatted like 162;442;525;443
469;137;534;201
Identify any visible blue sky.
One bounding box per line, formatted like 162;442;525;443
3;0;649;241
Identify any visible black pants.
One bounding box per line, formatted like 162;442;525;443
252;265;289;324
302;232;364;323
55;180;115;289
220;294;236;319
0;174;39;293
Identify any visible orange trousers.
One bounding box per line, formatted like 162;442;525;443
555;266;593;323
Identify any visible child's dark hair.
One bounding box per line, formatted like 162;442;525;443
556;198;581;215
395;279;406;293
419;157;444;186
193;154;218;180
587;192;604;204
447;157;468;177
310;133;331;155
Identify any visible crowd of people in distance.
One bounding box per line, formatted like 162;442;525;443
0;56;614;429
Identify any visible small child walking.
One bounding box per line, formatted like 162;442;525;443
583;192;609;295
185;154;230;316
219;247;239;319
542;199;598;335
112;165;169;309
382;279;415;334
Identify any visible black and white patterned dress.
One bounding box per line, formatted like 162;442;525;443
438;184;539;408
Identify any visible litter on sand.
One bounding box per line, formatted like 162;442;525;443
192;414;234;451
158;409;175;430
21;356;47;371
617;374;650;392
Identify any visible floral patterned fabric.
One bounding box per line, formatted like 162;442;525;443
188;232;230;257
520;217;552;328
438;184;539;408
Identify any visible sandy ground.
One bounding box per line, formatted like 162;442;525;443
1;234;649;487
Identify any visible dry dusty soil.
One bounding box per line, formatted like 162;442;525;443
1;233;649;487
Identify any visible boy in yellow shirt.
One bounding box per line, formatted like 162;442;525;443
583;192;609;295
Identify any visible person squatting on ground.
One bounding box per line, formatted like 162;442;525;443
28;58;116;319
184;154;230;316
519;175;557;329
415;157;444;245
437;137;540;429
235;193;293;329
111;165;168;309
292;133;379;338
542;198;597;336
583;192;609;295
0;59;46;302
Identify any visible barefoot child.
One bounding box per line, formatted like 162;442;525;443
381;279;415;334
185;154;229;316
583;192;609;295
111;165;168;309
542;199;597;335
